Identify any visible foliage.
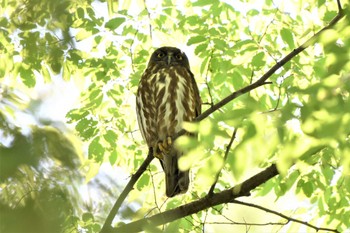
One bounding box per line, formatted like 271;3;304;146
0;86;82;232
1;0;350;232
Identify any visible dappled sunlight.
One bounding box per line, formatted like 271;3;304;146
1;0;350;232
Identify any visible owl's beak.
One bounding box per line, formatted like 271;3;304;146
167;53;173;65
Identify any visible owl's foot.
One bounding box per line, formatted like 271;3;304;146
158;136;172;155
154;151;163;160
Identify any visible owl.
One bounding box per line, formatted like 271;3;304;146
136;47;201;197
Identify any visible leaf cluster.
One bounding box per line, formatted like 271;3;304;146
1;0;350;232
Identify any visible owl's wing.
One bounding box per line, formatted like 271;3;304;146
189;71;202;117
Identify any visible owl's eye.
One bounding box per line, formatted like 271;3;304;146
175;54;183;60
157;52;165;58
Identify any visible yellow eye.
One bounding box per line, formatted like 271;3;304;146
157;52;165;58
175;54;183;60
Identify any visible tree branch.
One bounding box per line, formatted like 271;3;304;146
100;149;154;232
173;2;345;140
231;200;340;233
204;49;215;108
142;0;153;40
209;205;287;227
108;164;278;233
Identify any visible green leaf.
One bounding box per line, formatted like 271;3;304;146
185;15;201;26
103;130;117;147
211;2;222;17
105;17;126;30
192;0;215;7
77;7;84;19
209;28;220;36
199;55;210;74
280;28;295;49
317;0;326;6
136;173;150;190
323;11;337;22
213;38;227;50
251;51;265;68
94;35;102;44
89;89;101;100
75;28;92;41
82;212;94;222
66;109;89;121
194;43;208;55
187;35;207;45
232;39;256;50
242;121;257;140
322;165;335;185
301;181;314;197
88;137;105;161
257;179;276;196
41;64;51;83
19;66;36;87
0;17;8;27
75;118;98;140
247;9;260;16
109;150;118;165
50;61;62;74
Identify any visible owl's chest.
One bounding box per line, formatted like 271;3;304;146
147;68;188;101
137;66;197;140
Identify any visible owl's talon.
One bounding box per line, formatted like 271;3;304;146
154;152;163;159
167;136;172;146
158;136;172;154
158;142;168;154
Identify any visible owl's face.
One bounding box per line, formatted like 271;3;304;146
148;47;190;69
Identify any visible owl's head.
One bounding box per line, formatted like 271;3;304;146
148;47;190;69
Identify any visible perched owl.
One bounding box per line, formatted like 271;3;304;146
136;47;201;197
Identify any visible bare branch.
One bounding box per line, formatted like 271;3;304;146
231;200;340;233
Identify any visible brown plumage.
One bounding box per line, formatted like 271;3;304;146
136;47;201;197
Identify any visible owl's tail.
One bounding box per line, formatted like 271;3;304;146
160;147;189;197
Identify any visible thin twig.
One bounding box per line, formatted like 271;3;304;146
273;84;282;111
129;29;139;73
14;187;38;209
208;128;238;195
258;18;276;44
210;205;286;227
148;167;161;213
204;50;215;107
142;0;153;40
204;221;285;226
202;209;209;233
231;200;340;233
